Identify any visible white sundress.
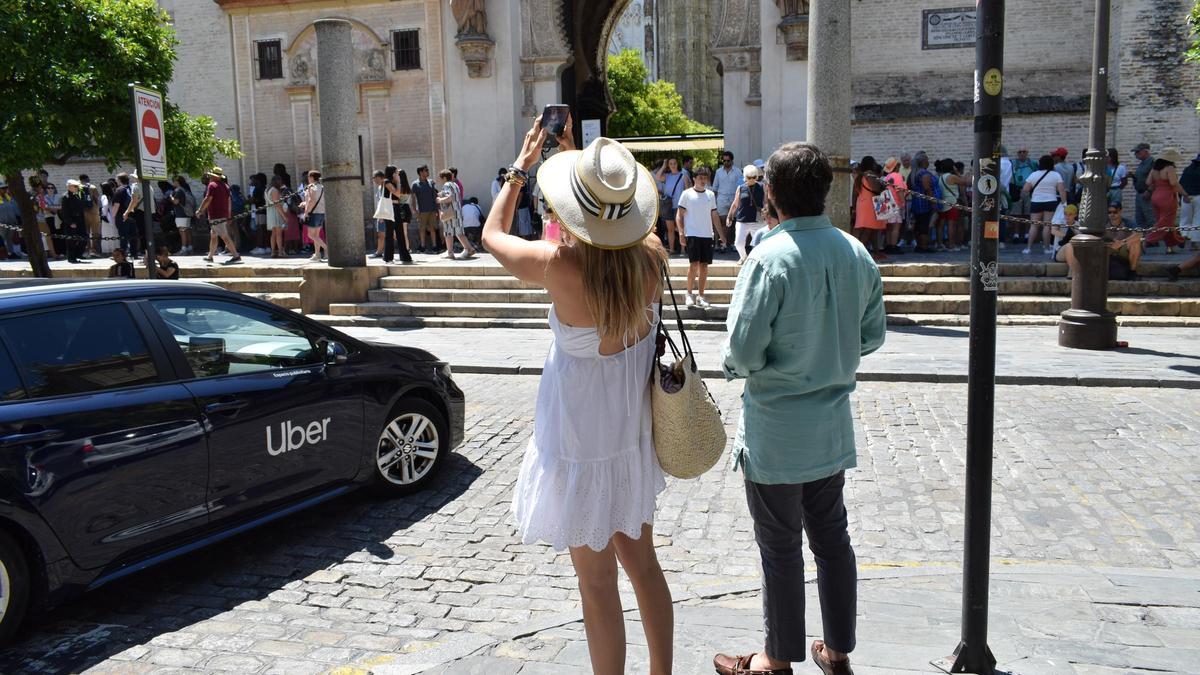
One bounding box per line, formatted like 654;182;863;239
512;305;666;552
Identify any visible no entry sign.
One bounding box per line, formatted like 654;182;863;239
133;86;167;179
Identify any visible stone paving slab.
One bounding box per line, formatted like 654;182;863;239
341;324;1200;388
403;565;1200;675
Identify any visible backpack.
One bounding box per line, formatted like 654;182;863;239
81;183;95;210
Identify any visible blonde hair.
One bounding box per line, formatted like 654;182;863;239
572;235;667;342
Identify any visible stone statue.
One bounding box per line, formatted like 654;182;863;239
290;52;312;85
776;0;808;17
451;0;489;39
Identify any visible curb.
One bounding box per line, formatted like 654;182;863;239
448;364;1200;389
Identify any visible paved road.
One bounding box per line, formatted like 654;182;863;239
342;324;1200;388
0;376;1195;673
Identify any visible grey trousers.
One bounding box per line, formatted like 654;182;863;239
1135;191;1153;230
745;471;856;662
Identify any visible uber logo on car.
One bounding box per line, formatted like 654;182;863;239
267;418;331;456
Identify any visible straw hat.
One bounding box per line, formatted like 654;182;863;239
538;137;658;250
742;164;761;180
883;156;900;173
209;166;226;178
1159;147;1184;165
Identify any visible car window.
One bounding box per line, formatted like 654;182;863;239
0;344;25;402
1;304;159;399
150;299;319;378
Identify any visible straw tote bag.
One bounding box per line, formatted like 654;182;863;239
650;264;726;479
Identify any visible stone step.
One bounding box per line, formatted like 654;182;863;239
311;312;1200;330
367;288;737;305
375;274;1200;298
242;292;301;310
204;277;303;293
0;264;305;279
335;294;1200;320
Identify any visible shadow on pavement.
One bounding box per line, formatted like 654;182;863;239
888;325;969;339
1118;346;1200;361
0;452;484;674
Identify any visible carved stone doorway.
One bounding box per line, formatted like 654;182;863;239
559;0;633;140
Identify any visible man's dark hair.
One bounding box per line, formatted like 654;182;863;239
417;165;429;175
693;166;712;178
682;155;694;165
914;152;930;169
79;174;90;182
498;167;507;177
450;167;458;177
156;245;170;256
1037;155;1054;171
721;151;734;161
765;142;833;219
117;172;130;185
1108;202;1122;211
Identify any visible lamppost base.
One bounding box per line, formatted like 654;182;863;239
1058;308;1118;350
933;640;997;674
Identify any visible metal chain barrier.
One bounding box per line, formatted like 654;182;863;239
889;181;1200;234
0;188;300;244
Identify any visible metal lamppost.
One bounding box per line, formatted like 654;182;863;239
1058;0;1118;349
936;1;1001;673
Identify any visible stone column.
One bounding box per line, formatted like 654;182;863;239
805;0;851;231
314;19;365;267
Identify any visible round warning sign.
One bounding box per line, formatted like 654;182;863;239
977;174;998;196
141;109;162;157
982;68;1003;96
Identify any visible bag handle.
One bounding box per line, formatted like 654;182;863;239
658;262;694;366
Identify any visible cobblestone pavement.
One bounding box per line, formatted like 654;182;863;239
1;377;1196;673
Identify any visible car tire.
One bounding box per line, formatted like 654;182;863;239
372;397;449;495
0;529;31;645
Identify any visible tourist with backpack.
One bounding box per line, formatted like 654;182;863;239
1022;154;1069;255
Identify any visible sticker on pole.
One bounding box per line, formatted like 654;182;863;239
976;174;998;196
134;86;167;180
984;220;1000;239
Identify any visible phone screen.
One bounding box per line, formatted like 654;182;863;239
542;104;569;136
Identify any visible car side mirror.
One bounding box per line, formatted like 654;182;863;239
319;338;349;366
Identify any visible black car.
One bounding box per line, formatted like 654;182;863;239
0;280;464;642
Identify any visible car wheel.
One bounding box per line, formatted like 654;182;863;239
0;529;31;645
373;397;448;495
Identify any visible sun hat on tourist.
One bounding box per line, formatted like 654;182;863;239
537;137;658;249
66;179;82;189
753;159;766;170
883;157;900;173
209;166;226;179
743;164;761;180
1158;148;1184;165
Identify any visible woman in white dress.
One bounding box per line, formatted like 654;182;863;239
483;116;674;675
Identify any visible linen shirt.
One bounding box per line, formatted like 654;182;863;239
722;215;886;485
712;166;744;212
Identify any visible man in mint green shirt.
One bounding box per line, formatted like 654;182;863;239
714;143;884;675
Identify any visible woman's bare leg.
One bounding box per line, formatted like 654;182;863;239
570;543;626;675
613;524;673;675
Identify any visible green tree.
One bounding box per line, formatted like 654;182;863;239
1190;0;1200;111
0;0;241;277
606;49;717;165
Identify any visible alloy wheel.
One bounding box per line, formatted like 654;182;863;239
376;412;440;485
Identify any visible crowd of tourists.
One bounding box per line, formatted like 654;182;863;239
849;144;1200;279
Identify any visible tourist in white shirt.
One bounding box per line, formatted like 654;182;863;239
676;167;720;308
711;151;743;251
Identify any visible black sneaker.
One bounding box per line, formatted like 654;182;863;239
223;256;243;265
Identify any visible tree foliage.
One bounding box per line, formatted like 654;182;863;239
606;49;718;165
1190;0;1200;112
0;0;241;276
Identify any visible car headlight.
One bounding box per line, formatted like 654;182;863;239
437;362;452;379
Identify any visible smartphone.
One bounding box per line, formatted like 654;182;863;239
542;104;569;138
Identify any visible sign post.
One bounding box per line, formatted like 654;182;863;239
130;84;167;279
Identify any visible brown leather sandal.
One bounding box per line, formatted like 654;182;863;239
810;640;854;675
713;652;794;675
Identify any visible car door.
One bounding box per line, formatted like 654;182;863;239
0;302;208;571
143;297;362;522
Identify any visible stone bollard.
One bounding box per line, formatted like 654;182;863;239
315;19;366;267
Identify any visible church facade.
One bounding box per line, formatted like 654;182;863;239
58;0;1199;206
